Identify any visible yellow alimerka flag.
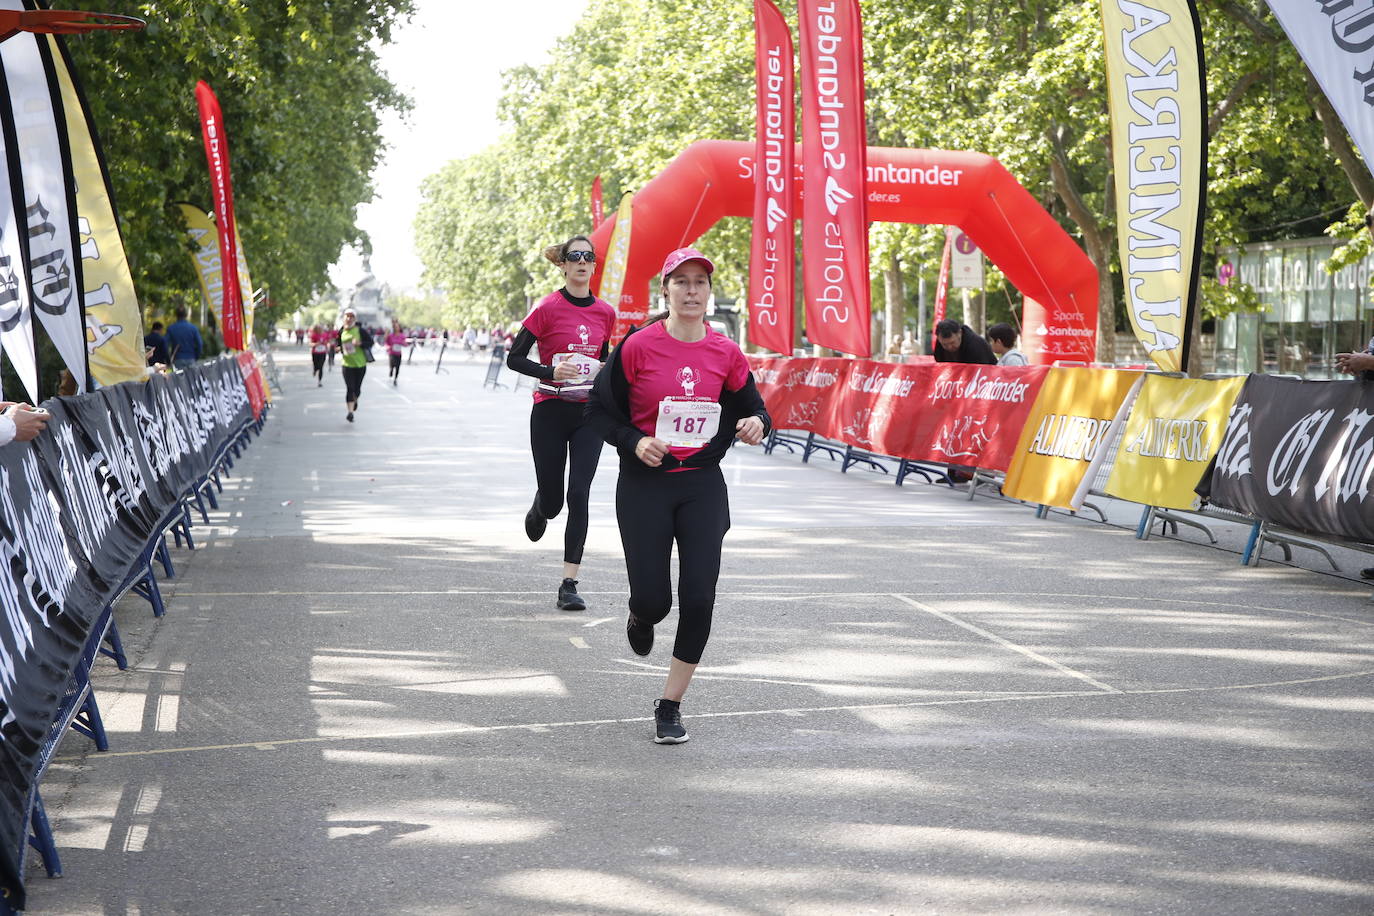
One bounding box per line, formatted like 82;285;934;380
234;227;255;345
1003;367;1144;509
598;192;634;323
1105;374;1244;509
49;35;146;386
179;204;226;334
1100;0;1206;373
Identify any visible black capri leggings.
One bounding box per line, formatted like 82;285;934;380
311;352;326;380
615;466;730;665
342;365;365;403
389;353;402;379
530;398;603;565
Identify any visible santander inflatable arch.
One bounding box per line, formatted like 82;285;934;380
588;139;1097;364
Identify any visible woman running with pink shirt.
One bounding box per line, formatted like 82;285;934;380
506;235;617;611
385;320;407;385
586;247;771;744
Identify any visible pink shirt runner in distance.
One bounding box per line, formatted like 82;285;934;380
620;320;751;463
522;290;616;403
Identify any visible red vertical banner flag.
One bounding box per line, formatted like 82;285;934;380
798;0;870;357
590;174;604;228
195;80;244;350
932;229;952;351
748;0;795;356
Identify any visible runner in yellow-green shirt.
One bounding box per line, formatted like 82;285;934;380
333;308;373;423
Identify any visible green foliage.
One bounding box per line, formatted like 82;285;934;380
387;290;450;329
61;0;414;320
413;0;1359;342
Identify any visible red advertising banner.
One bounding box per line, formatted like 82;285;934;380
236;351;265;420
749;355;1051;472
1022;295;1095;364
932;230;952;350
827;360;928;457
195;81;244;350
899;363;1050;471
748;0;795;356
798;0;870;357
590;174;604;228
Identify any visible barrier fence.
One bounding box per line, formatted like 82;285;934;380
0;354;270;912
748;356;1374;550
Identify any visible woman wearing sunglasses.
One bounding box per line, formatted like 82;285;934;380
507;235;616;611
585;247;771;744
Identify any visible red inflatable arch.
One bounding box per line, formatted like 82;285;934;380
588;139;1096;364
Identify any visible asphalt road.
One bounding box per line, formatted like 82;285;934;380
28;343;1374;915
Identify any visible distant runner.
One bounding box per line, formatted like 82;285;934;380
386;319;407;385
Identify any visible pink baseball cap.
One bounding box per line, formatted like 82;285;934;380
660;247;714;281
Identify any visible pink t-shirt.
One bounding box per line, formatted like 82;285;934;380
620;321;750;462
310;329;328;354
522;290;616;403
386;331;407;356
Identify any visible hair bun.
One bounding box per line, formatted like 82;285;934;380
542;244;561;264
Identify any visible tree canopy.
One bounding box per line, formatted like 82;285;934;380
415;0;1362;360
62;0;415;331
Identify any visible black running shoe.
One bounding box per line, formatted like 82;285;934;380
626;614;653;656
1361;567;1374;580
346;411;354;423
653;699;688;744
524;496;547;542
557;578;586;611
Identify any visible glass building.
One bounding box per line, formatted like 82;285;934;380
1215;238;1374;378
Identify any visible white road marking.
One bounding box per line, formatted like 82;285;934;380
892;593;1122;694
569;637;590;649
583;616;617;628
58;668;1374;762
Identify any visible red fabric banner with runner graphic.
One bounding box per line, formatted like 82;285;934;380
899;363;1050;471
236;351;265;419
798;0;870;357
195;81;244;350
748;0;795;356
749;356;1052;472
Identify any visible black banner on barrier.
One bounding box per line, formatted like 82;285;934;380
1201;374;1374;543
0;357;251;910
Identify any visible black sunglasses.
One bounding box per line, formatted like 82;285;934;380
563;250;596;263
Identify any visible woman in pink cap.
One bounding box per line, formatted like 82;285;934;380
586;247;771;744
507;235;617;611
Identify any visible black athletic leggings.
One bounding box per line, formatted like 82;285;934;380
530;398;603;565
389;353;402;379
312;352;326;381
342;365;365;404
615;466;730;665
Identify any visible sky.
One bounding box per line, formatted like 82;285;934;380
327;2;589;296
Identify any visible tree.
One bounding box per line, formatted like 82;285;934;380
61;0;414;325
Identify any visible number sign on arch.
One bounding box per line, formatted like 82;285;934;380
588;139;1097;364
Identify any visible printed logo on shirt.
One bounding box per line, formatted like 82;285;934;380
578;324;590;346
677;366;700;398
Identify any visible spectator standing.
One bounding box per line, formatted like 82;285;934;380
986;323;1029;366
166;306;204;370
144;321;170;367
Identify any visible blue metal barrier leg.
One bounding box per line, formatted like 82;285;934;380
28;790;61;878
1136;506;1154;539
201;481;219;510
156;536;175;578
1242;521;1263;565
72;691;110;752
132;564;166;617
100;619;128;670
193;489;210;524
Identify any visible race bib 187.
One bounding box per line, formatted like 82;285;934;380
655;397;721;447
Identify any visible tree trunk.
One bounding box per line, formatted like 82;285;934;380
883;251;905;360
1048;127;1116;364
1306;67;1374;210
